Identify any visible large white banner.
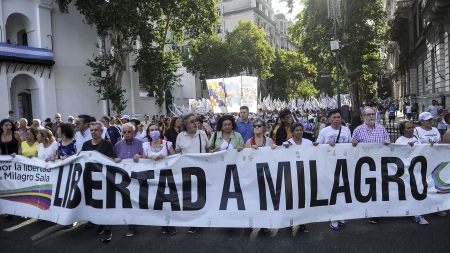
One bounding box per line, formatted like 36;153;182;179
1;144;450;228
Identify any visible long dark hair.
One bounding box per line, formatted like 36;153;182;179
0;119;17;135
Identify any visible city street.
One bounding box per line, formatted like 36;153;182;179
1;214;450;253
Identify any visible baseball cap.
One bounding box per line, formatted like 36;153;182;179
418;112;433;121
308;115;314;120
121;115;130;120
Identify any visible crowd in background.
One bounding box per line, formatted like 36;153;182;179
1;100;450;242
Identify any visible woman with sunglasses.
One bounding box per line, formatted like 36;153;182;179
275;109;294;146
245;119;276;149
137;123;177;235
209;115;244;152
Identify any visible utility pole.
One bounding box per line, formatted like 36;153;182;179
101;31;110;117
328;0;341;109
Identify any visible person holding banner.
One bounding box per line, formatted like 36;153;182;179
394;121;429;225
0;119;22;156
17;127;39;158
209;115;244;152
313;109;352;230
352;106;390;224
136;123;177;235
81;122;115;242
36;129;58;162
113;123;144;237
175;113;211;234
245;119;276;149
56;123;76;160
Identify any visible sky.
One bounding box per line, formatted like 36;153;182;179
271;0;303;21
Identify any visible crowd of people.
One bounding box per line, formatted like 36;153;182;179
1;102;450;242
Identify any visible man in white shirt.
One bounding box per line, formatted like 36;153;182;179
75;114;93;152
427;100;440;126
313;109;352;230
405;103;412;120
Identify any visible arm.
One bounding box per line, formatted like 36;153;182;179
443;129;450;144
12;131;22;157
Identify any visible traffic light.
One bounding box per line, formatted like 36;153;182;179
306;70;313;77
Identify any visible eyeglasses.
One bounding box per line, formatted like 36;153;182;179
253;124;263;128
365;113;375;117
123;130;133;134
189;120;198;124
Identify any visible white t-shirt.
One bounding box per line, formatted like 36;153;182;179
316;126;352;144
286;138;313;145
405;105;412;114
415;127;440;143
428;105;440;118
143;140;172;157
75;129;92;152
37;141;58;159
395;135;421;145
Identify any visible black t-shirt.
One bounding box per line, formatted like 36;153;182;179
81;139;115;158
164;128;179;147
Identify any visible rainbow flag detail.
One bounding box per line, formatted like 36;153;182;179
431;162;450;193
0;184;52;210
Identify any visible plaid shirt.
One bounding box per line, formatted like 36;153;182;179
351;124;389;143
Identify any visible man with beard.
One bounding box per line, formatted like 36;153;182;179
175;113;211;234
351;106;390;225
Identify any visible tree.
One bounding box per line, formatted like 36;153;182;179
265;49;318;99
56;0;219;114
289;0;388;110
225;20;275;80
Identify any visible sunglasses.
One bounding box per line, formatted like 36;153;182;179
253;124;263;128
123;130;133;134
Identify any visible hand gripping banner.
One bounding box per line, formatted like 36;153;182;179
1;143;450;228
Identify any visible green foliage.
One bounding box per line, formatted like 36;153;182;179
183;20;275;81
225;20;275;80
56;0;219;114
265;49;318;99
289;0;388;108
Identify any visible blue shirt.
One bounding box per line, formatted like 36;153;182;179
236;119;253;143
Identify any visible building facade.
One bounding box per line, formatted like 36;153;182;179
216;0;297;51
0;0;182;122
385;0;450;110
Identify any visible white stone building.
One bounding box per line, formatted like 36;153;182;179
0;0;193;122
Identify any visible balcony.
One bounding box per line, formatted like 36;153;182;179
0;42;54;66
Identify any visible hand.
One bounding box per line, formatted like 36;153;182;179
133;154;140;163
10;153;16;158
270;144;277;149
312;142;319;146
27;155;33;158
283;143;291;148
351;140;358;147
327;140;336;147
236;146;243;152
158;154;164;159
114;158;122;163
408;142;414;147
251;145;259;150
383;140;391;145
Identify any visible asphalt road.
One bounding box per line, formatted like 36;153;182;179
1;214;450;253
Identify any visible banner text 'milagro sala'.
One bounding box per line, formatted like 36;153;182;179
1;143;450;228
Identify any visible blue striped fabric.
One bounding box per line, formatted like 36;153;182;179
0;42;53;61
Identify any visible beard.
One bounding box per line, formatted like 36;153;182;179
365;119;376;126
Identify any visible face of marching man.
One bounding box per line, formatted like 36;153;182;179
363;107;376;127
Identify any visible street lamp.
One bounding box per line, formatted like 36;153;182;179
329;0;341;109
101;30;110;117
